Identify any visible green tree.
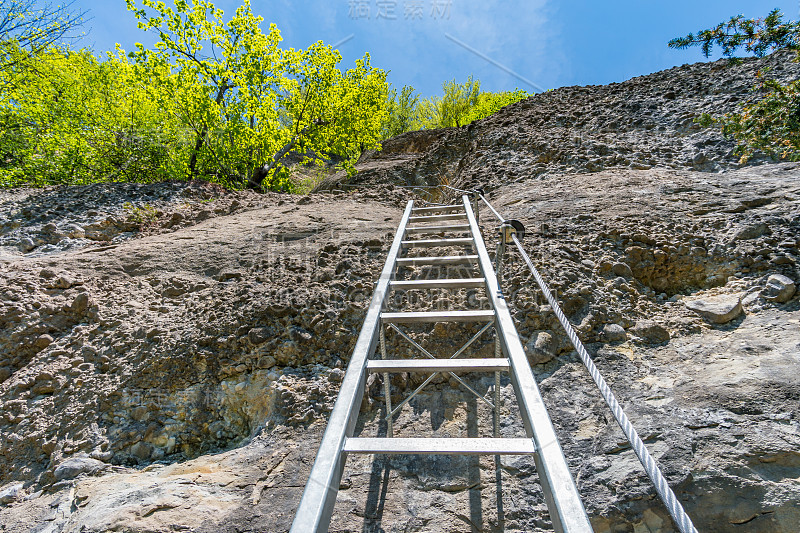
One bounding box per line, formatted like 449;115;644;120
126;0;388;190
1;1;388;190
382;84;419;138
417;76;481;129
0;48;182;187
670;9;800;163
414;77;528;131
270;44;388;187
461;89;529;125
697;77;800;163
0;0;86;73
668;8;799;58
439;76;481;128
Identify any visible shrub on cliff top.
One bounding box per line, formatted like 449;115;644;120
671;9;800;163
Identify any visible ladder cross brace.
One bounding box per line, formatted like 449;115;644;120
380;310;495;324
396;255;478;266
401;237;474;248
411;204;463;214
383;321;497;416
405;223;471;234
389;278;485;290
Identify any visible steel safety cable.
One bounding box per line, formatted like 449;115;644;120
511;233;697;533
477;193;698;533
479;194;504;223
443;184;474;194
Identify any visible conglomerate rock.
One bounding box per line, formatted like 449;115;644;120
1;52;800;533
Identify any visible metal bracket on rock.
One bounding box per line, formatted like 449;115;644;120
499;220;525;244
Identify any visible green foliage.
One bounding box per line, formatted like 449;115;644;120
383;77;529;136
699;77;800;163
0;0;86;73
417;76;480;129
668;8;800;59
126;0;389;190
673;9;800;164
0;48;183;187
439;76;481;128
126;0;286;186
2;1;536;190
461;89;530;125
1;0;388;191
382;84;419;138
123;202;158;225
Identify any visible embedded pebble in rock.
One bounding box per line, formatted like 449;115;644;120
762;274;796;303
602;323;627;342
248;327;271;345
17;238;35;253
53;456;108;481
71;292;91;314
34;334;54;350
684;294;744;324
741;290;765;309
525;331;556;365
612;262;633;279
732;222;770;241
628;320;670;344
0;482;23;505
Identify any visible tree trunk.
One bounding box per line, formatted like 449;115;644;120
247;119;328;191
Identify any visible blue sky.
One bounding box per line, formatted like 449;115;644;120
74;0;800;97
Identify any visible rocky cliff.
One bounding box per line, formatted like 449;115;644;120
0;52;799;533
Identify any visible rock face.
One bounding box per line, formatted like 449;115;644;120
316;50;800;193
2;53;800;533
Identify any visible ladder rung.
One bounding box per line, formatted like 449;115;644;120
405;224;471;234
408;214;467;223
344;437;536;455
367;358;509;373
402;238;473;248
380;310;495;324
390;278;485;290
411;205;463;214
396;255;478;266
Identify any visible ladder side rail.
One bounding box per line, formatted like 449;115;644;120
461;195;593;533
289;200;415;533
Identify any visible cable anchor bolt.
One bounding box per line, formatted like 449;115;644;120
499;220;525;244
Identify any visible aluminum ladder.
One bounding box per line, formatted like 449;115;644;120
290;195;592;532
